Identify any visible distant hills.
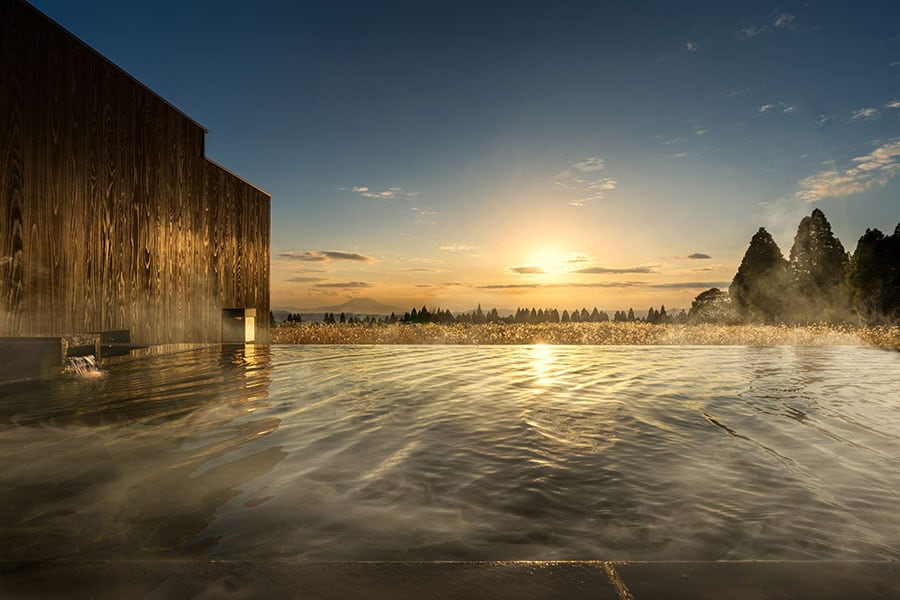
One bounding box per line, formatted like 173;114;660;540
276;297;405;319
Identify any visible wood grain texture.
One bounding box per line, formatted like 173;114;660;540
0;0;270;344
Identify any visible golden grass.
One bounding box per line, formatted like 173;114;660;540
271;322;900;350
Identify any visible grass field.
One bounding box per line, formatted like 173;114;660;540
271;322;900;349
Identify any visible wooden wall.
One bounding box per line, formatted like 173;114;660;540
0;0;270;344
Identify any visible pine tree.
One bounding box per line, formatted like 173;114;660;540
788;209;850;323
846;224;900;324
729;227;790;323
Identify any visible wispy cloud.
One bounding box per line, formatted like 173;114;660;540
314;281;373;289
651;281;731;289
572;157;606;172
411;207;443;225
686;41;699;53
350;186;418;199
738;25;767;39
758;101;796;115
772;11;796;29
566;255;592;264
439;244;476;252
725;87;751;98
816;113;834;127
574;265;655;274
475;280;727;291
674;264;729;274
286;276;328;283
738;10;796;39
886;100;900;109
851;107;881;121
796;141;900;202
687;253;712;259
509;266;546;275
555;157;618;207
280;251;375;263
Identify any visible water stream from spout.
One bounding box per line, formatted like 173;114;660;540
66;355;103;377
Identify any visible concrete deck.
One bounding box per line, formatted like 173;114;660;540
1;561;897;599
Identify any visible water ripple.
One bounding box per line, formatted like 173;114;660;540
1;344;898;561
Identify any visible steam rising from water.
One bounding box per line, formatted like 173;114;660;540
1;345;898;561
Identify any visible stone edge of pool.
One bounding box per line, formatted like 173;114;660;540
0;560;897;599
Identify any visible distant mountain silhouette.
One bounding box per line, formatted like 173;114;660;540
297;297;405;315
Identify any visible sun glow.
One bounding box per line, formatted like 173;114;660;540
528;249;572;277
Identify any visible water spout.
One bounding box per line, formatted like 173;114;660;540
66;355;103;378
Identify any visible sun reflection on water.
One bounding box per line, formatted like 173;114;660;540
529;344;557;388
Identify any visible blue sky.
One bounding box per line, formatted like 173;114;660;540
32;1;900;312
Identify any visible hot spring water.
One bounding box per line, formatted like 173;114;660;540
1;344;898;562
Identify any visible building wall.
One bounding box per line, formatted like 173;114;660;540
0;0;270;344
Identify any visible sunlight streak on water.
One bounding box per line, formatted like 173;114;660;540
1;344;898;562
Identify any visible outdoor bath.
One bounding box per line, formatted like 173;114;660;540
2;343;898;564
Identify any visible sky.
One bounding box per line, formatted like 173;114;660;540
31;0;900;313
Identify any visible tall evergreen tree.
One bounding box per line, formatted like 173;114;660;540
729;227;790;323
846;224;900;323
788;209;850;322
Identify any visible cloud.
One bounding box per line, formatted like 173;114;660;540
694;127;708;135
555;157;618;206
474;280;728;290
759;101;797;115
279;251;375;263
573;157;606;172
772;11;796;29
738;11;796;39
439;244;476;252
686;42;699;53
851;107;880;121
651;281;732;289
574;265;655;274
477;284;541;290
287;276;327;283
687;253;712;259
566;255;592;264
313;281;373;289
510;266;546;275
886;100;900;109
323;251;375;262
351;186;418;199
676;264;728;274
816;113;834;127
738;25;767;39
411;207;443;225
795;141;900;202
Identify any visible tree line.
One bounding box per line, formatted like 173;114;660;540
690;208;899;325
275;209;897;328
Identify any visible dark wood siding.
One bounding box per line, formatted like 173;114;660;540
0;0;270;344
